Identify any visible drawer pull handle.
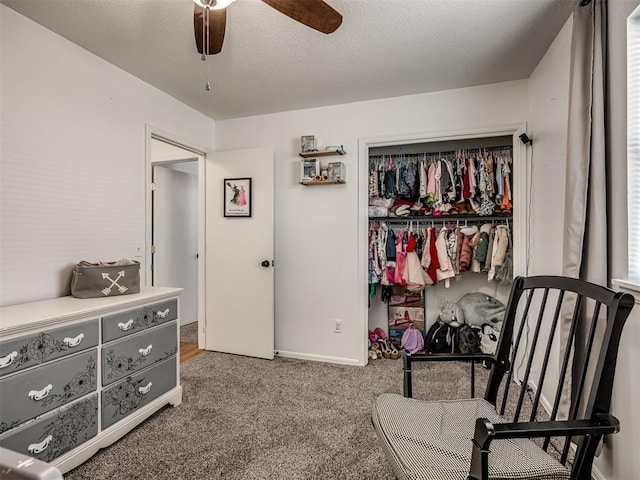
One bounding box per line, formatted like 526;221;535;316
28;435;53;454
138;382;153;395
118;319;134;331
0;351;18;368
28;384;53;401
139;345;153;356
156;308;170;319
63;333;84;347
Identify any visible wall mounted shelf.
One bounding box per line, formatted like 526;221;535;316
300;179;346;186
299;148;346;158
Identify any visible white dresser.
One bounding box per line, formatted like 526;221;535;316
0;287;183;474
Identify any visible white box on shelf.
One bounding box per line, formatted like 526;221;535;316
327;161;346;181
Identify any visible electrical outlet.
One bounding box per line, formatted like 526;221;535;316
333;319;342;333
133;241;143;258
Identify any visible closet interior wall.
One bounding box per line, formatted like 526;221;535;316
368;136;514;336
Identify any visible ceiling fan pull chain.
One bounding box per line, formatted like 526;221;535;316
205;5;210;56
201;4;207;60
202;4;211;92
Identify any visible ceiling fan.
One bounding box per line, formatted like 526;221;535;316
193;0;343;56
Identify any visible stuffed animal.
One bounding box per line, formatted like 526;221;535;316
438;301;465;328
455;293;505;329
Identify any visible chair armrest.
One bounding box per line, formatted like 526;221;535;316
468;414;620;480
486;414;620;440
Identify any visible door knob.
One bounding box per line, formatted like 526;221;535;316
261;260;271;268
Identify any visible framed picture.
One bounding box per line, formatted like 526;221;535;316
224;177;252;218
301;158;320;181
301;135;316;153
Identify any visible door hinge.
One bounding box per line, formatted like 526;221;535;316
151;182;157;191
151;245;157;254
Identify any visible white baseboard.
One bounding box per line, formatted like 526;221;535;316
276;350;363;366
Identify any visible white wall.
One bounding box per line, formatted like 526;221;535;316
216;81;529;364
527;18;572;278
0;5;215;306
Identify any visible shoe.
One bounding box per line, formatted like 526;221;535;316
386;339;401;360
373;327;387;340
379;339;401;360
371;342;383;359
368;330;378;344
377;339;392;359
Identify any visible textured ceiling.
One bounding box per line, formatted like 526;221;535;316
1;0;575;120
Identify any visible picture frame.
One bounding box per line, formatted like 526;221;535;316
301;135;316;153
301;158;320;181
224;177;252;218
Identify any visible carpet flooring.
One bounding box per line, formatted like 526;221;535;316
180;322;198;344
64;353;491;480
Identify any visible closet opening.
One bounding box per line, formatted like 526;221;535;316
358;126;529;366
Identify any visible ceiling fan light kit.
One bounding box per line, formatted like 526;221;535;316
192;0;237;10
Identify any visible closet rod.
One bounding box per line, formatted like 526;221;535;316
368;145;513;159
369;215;511;224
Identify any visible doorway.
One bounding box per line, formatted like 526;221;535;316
148;134;206;350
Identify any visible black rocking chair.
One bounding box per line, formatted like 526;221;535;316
372;276;635;480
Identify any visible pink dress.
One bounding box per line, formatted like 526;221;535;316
393;231;407;286
238;186;247;207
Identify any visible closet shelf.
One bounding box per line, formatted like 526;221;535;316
369;214;512;223
299;148;346;158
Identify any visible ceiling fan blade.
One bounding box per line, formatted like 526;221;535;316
262;0;342;34
194;5;226;55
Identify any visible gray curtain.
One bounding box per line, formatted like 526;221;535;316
560;0;607;419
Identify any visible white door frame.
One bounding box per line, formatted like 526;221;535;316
357;123;530;366
145;124;210;349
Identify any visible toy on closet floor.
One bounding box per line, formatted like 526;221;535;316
424;293;505;355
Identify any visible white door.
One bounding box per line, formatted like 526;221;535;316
152;164;199;326
205;147;274;359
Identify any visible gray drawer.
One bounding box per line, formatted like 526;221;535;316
0;320;99;378
0;349;97;435
0;393;98;463
102;321;177;385
101;356;176;429
102;299;178;342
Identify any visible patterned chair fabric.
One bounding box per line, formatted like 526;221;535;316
373;395;570;480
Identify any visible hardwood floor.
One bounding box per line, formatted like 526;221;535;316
180;341;205;364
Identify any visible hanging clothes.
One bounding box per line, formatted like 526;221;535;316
393;230;408;286
435;227;455;287
403;231;430;291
